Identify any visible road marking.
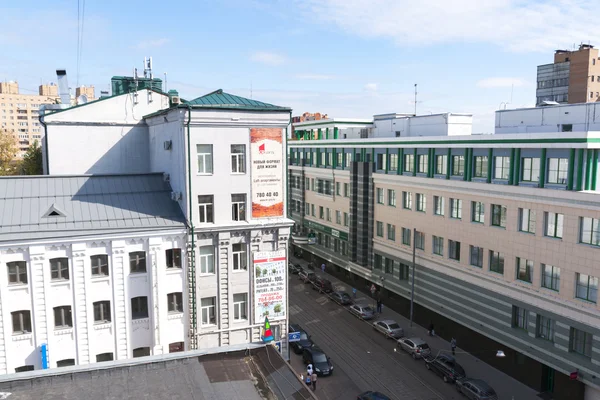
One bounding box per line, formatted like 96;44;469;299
304;318;321;326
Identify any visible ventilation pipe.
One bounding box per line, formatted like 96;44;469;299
56;69;70;105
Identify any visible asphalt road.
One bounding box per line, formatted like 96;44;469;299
287;275;469;400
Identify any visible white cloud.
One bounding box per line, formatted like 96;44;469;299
298;0;598;52
135;38;170;49
476;77;529;88
250;51;287;66
295;73;336;80
364;83;378;91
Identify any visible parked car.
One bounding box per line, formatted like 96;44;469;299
348;303;375;320
331;291;353;305
312;276;334;293
288;263;302;274
357;391;391;400
302;347;334;376
372;319;404;339
299;270;315;283
288;324;314;355
395;337;431;359
455;378;498;399
424;353;466;383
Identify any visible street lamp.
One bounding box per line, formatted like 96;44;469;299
409;228;417;327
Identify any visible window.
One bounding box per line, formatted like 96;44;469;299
337;152;343;167
50;257;69;281
345;152;352;167
494;156;510;180
326;208;331;222
542;264;560;291
131;296;149;319
233;293;248;321
198;195;214;223
491;204;507;228
91;255;109;275
52;306;72;329
57;359;76;367
537;316;555;342
570;328;593;358
471;201;485;223
199;246;214;274
387;224;396;241
133;347;151;358
311;178;315;191
416;193;426;212
11;310;31;334
404;154;414;172
15;365;34;372
201;297;216;325
415;231;425;250
389;154;398;171
516;258;533;283
168;292;183;313
433;196;444;216
512;306;528;330
489;251;504;274
305;202;309;215
376;188;384;204
432;236;444;256
452;155;464;176
580;217;600;246
435;155;447;175
231;144;246;174
402;228;411;246
376;153;386;170
196;144;213;174
545;212;564;238
232;243;247;270
402;191;412;209
129;251;146;273
547;158;568;184
344;183;350;197
388;189;396;207
311;204;315;216
169;342;184;353
562;124;573;132
7;261;27;284
450;198;462;219
305;177;310;189
319;206;324;219
470;246;483;268
417;154;428;174
448;240;460;261
96;353;114;362
398;263;410;280
473;156;488;178
521;157;540;182
165;249;182;269
575;273;598;303
336;182;341;196
384;258;394;274
343;212;349;227
93;301;111;323
376;221;384;237
231;194;246;221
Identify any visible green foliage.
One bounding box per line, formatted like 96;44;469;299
20;140;43;175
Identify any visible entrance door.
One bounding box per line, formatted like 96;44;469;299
541;364;555;394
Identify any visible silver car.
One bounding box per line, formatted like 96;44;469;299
348;303;375;320
396;337;431;359
372;319;404;339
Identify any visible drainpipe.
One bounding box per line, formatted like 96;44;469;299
185;104;197;349
39;105;49;174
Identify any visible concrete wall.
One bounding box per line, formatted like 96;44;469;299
496;103;600;134
372;114;473;138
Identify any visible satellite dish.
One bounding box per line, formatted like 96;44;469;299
77;94;88;105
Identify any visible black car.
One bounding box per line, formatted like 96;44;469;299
312;276;334;293
289;324;313;354
357;391;391;400
424;353;466;383
288;263;302;274
455;378;498;400
302;347;334;376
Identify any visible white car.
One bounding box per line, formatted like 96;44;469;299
372;319;404;339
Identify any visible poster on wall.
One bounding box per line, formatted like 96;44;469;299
253;249;286;321
250;128;284;218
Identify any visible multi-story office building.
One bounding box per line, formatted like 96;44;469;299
536;43;600;106
288;106;600;400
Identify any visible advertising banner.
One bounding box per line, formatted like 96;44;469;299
253;249;286;321
250;128;284;218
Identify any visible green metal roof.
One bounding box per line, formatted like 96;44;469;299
186;89;290;111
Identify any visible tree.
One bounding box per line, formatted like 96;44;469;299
20;140;43;175
0;129;18;176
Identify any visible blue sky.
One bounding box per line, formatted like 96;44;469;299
1;0;598;132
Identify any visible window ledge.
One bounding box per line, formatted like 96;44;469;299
54;327;73;335
12;333;32;341
130;272;148;276
168;313;184;321
233;319;248;324
574;297;597;306
166;269;183;275
199;273;216;277
132;318;149;325
434;214;444;217
518;230;536;235
196;173;213;176
94;322;112;330
8;284;28;291
578;242;600;249
232;269;248;273
50;280;70;286
471;221;484;225
490;225;507;229
91;276;110;282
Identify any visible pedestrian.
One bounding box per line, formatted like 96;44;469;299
311;372;317;391
451;338;457;355
352;287;357;299
428;323;435;336
307;364;313;376
376;299;382;314
304;373;311;387
321;263;326;273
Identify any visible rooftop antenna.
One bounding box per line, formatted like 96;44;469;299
250;81;253;99
414;83;418;116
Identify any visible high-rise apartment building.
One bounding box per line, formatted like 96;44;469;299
75;85;95;101
536;44;600;105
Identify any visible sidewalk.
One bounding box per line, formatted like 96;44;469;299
291;256;540;400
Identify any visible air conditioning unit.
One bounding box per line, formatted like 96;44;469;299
170;191;182;201
164;140;172;150
163;173;170;182
171;96;181;105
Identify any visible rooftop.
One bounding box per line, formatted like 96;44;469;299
186;89;291;111
0;173;186;243
0;345;313;400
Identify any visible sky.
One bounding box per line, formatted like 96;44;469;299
1;0;599;133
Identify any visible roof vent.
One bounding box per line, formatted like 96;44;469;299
43;204;66;218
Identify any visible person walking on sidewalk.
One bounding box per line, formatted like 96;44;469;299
321;263;326;274
311;372;317;391
428;323;435;336
352;287;357;299
451;338;457;355
376;291;383;313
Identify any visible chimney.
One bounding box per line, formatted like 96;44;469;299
56;69;70;105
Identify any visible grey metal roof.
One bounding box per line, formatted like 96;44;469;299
0;174;186;243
